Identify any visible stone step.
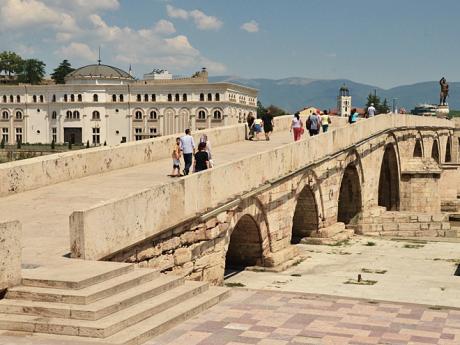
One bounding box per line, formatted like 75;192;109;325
22;261;134;290
302;229;354;245
0;281;210;338
6;269;158;305
0;275;183;321
309;223;346;238
104;286;230;345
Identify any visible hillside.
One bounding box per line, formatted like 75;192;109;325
210;76;460;113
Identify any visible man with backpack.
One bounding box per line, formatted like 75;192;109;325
307;109;322;136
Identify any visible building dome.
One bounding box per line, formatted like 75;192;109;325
339;84;349;92
65;64;134;84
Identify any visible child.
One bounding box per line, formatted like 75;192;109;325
170;137;182;177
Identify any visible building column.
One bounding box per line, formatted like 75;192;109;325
159;114;164;136
190;114;196;131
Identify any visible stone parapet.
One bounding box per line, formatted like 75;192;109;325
0;221;21;291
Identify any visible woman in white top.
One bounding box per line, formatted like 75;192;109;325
290;112;303;141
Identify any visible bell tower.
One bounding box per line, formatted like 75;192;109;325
337;84;351;117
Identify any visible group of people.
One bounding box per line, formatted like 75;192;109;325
246;112;274;141
290;109;332;141
170;129;213;177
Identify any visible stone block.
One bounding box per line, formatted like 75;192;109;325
160;237;181;252
441;222;451;230
202;264;225;285
432;214;446;222
382;223;398;231
205;227;222;240
205;218;219;229
216;212;227;223
174;247;192;266
137;246;161;261
398;223;421;231
0;221;21;290
172;261;194;277
418;215;432;223
429;223;442;230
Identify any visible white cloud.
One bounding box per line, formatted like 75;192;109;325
153;19;176;35
69;0;119;11
55;42;97;62
241;20;259;33
166;4;222;31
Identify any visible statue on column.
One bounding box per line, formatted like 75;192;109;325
439;77;449;106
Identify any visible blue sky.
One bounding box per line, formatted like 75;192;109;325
0;0;459;88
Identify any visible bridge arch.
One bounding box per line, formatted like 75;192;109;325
431;138;440;164
338;159;363;224
225;198;270;270
378;142;400;211
291;171;324;243
445;136;452;163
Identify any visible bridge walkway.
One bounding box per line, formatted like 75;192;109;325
0;130;294;266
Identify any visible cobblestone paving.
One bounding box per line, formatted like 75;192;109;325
148;289;460;345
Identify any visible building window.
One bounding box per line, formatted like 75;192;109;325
149;127;157;138
52;127;57;142
151;94;156;102
73;110;80;119
64;94;68;102
77;94;82;102
137;94;141;102
2;111;8;120
52;94;56;102
39;95;44;103
144;94;148;102
198;110;206;120
15;111;23;120
215;93;220;101
207;93;212;102
10;95;14;103
135;128;142;141
93;94;98;102
16;95;20;103
92;111;100;120
135;111;143;120
149;110;157;120
112;94;117;102
175;94;180;102
2;96;6;103
200;93;205;101
15;128;22;143
51;111;57;119
119;94;124;102
2;128;8;143
70;94;75;102
182;93;187;102
213;110;222;120
168;94;172;102
32;95;37;103
92;127;100;145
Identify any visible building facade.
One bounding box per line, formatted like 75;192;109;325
337;84;351;117
0;65;257;145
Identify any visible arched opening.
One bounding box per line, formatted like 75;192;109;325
445;137;452;162
291;185;318;244
226;215;263;270
338;164;362;224
413;139;423;158
378;145;400;211
431;140;440;163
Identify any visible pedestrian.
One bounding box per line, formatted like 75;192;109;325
252;117;264;140
349;108;359;124
180;128;195;175
199;134;213;167
290;112;304;141
262;110;274;141
307;110;322;136
367;103;376;118
321;110;332;133
170;137;182;177
193;141;210;173
246;113;255;140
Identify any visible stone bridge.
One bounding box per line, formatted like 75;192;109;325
62;115;457;284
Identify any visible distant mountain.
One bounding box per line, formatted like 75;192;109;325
210;76;460;113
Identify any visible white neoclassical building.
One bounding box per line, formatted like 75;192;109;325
0;65;257;145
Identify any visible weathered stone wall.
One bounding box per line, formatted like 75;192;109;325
0;221;21;291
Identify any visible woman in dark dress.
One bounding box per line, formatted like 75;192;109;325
193;142;210;172
262;111;274;141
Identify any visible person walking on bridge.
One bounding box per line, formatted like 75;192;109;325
193;141;210;173
290;112;303;141
307;110;322;136
321;110;332;133
180;128;195;175
367;103;376;118
262;110;274;141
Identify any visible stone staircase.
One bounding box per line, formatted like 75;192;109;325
301;222;354;245
0;260;229;345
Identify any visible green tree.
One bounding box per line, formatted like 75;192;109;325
366;92;381;109
51;59;74;84
17;58;46;84
379;98;390;114
257;101;267;118
266;104;287;117
0;51;23;76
